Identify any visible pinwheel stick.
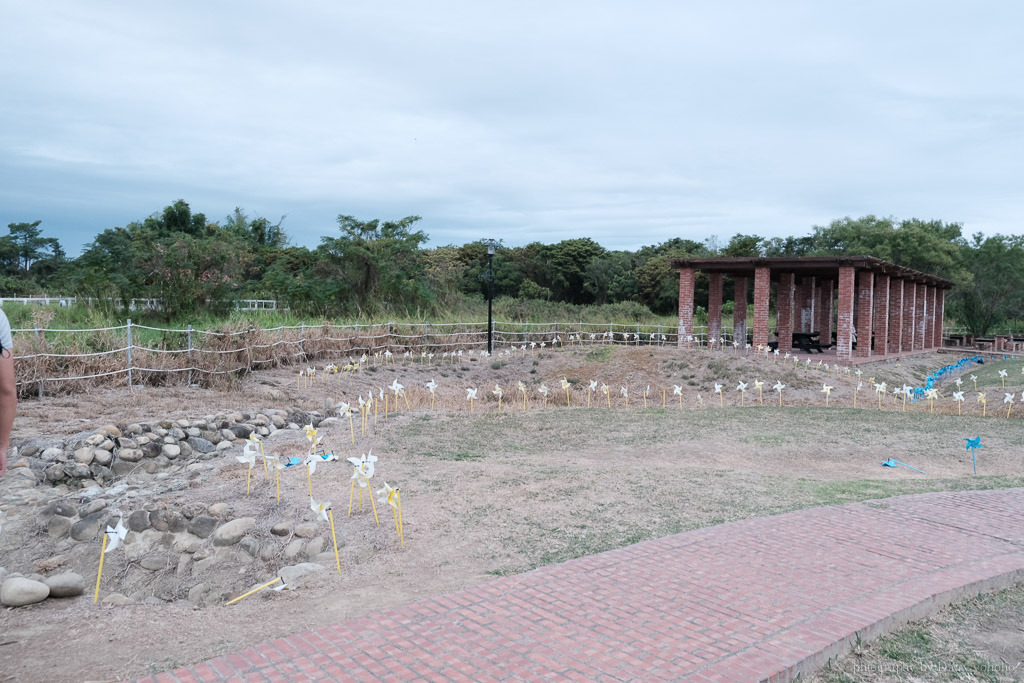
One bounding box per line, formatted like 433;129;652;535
403;392;411;410
368;487;380;525
225;577;282;606
260;443;268;480
246;464;252;496
396;491;405;547
348;476;356;516
348;414;355;444
306;465;313;500
93;533;108;603
275;462;281;502
329;509;342;574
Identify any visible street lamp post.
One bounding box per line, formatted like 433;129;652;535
485;239;496;354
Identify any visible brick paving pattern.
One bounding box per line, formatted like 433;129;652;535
144;488;1024;682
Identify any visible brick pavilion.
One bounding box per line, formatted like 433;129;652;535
668;256;955;363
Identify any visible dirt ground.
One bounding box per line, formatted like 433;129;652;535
1;344;1022;682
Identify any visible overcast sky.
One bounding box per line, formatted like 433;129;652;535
1;2;1021;256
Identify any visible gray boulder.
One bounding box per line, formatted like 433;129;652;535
0;577;50;607
44;572;85;598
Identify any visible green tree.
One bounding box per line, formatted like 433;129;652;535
950;234;1024;335
318;215;431;315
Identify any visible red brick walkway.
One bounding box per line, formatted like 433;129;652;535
144;488;1024;682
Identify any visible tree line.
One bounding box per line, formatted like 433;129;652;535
3;200;1022;334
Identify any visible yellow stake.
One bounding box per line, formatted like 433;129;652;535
275;460;280;502
385;395;389;421
224;577;281;606
662;389;666;408
396;491;405;547
374;398;378;425
348;414;355;444
260;442;268;480
306;464;313;499
368;485;380;525
93;532;108;603
245;464;252;496
328;510;342;574
348;476;356;516
403;392;410;410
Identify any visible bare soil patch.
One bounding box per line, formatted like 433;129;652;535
1;345;1021;682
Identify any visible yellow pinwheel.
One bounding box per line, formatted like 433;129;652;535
821;383;833;407
377;481;404;547
561;377;571;406
493;383;504;411
978;392;987;417
754;379;764;405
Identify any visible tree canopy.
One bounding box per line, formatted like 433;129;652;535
3;203;1020;334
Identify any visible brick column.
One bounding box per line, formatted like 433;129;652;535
818;280;834;348
707;273;723;344
928;286;939;349
777;272;796;353
836;267;856;362
797;277;816;332
855;270;874;358
902;281;916;352
888;278;904;355
752;266;771;349
914;282;927;351
934;288;945;348
872;274;890;355
733;276;748;348
677;268;695;347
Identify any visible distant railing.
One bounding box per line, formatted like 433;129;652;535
0;297;282;311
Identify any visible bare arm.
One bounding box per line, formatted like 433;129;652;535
0;353;16;477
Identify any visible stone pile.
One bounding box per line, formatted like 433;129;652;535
14;408;329;488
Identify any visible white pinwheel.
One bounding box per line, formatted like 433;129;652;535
953;390;965;403
1006;392;1017;418
426;378;437;393
539;383;550;397
1005;392;1015;404
970;374;978;389
735;381;748;406
466;387;478;402
773;380;785;406
384;350;393;364
955;377;963;388
589;380;598;392
310;497;331;522
1000;369;1009;387
347;450;378;481
673;384;683;395
855;369;863;378
104;517;128;554
493;383;504;410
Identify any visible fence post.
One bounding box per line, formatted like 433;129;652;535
186;324;193;387
300;322;305;357
126;319;133;390
33;323;42;398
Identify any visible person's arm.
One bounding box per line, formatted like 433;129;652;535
0;353;16;477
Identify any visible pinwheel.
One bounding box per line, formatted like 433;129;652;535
784;352;791;361
530;341;537;355
307;367;317;384
854;381;862;408
953;390;965;415
642;385;650;409
427;352;435;364
377;387;385;423
999;369;1008;388
754;379;765;405
268;452;285;501
602;382;611;408
673;385;683;410
457;349;464;363
964;437;983;474
247;432;268;480
324;363;338;375
736;381;748;406
881;458;925;474
714;382;724;407
970;374;978;391
538;383;550;407
924;388;938;413
310;497;342;573
955;377;963;390
94;517;128;603
493;383;504;411
875;381;887;409
805;359;812;370
339;401;355;444
518;381;528;410
901;384;913;412
978;392;987;417
821;383;833;406
304;449;337;498
620;385;629;407
539;341;547;350
561;377;572;406
236;441;259;496
771;349;778;364
297;368;306;389
588;380;598;407
403;350;411;365
377;481;404;547
1005;391;1015;418
855;369;863;380
385;349;394;365
420;350;427;365
696;392;704;407
425;378;438;410
466;387;478;411
347;451;380;524
391;379;409;410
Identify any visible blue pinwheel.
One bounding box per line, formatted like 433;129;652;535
282;456;304;468
881;458;925;474
964;437;983;475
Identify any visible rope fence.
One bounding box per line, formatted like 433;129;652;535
9;319;715;398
